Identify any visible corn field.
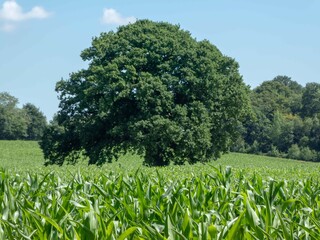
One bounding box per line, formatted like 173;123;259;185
0;165;320;239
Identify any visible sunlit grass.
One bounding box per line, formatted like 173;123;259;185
1;140;319;181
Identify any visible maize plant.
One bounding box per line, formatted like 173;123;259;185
0;165;320;239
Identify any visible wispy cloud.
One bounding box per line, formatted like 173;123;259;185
101;8;136;26
0;0;51;31
1;22;15;32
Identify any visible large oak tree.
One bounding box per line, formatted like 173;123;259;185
41;20;250;166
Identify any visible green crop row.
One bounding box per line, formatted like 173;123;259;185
0;166;319;239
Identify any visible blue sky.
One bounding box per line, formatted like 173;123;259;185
0;0;319;120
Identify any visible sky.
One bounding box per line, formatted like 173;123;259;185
0;0;319;120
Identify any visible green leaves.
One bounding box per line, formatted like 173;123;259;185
2;141;320;238
43;19;250;166
0;165;320;239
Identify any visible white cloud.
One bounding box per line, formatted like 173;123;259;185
25;6;51;20
101;8;136;26
0;0;51;31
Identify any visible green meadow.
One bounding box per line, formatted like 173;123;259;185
1;140;319;181
1;140;320;239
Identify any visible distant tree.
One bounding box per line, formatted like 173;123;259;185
22;103;47;140
0;92;18;108
0;92;27;139
287;144;301;160
292;116;305;143
273;75;303;93
308;117;320;152
301;82;320;118
240;107;272;153
41;20;250;166
237;77;320;162
252;75;303;118
300;147;317;161
267;111;294;152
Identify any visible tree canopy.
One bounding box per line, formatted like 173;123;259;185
0;92;27;140
234;76;320;162
23;103;47;140
0;92;47;140
251;75;303;118
301;82;320;118
41;20;250;166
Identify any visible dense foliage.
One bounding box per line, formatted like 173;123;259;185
41;20;250;166
234;76;320;161
2;167;320;239
0;92;47;140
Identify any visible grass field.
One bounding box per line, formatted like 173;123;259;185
1;140;319;181
0;141;320;239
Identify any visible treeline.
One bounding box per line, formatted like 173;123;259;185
234;76;320;161
0;92;47;140
2;75;319;162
